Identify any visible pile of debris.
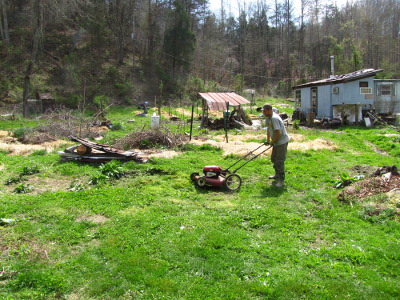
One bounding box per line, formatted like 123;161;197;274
338;166;400;217
115;127;188;149
59;136;147;163
202;107;254;130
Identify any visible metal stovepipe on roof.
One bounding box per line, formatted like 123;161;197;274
330;56;335;79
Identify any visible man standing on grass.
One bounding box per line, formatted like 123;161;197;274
262;104;290;187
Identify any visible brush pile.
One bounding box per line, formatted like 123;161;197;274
338;166;400;219
16;108;105;144
339;166;399;198
115;127;188;149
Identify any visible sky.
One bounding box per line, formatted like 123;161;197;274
208;0;352;18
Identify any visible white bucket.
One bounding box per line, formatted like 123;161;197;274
150;113;160;129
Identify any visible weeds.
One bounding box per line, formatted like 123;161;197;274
99;160;124;179
334;173;365;188
88;160;125;185
13;183;33;193
68;181;86;192
21;165;40;175
5;176;25;185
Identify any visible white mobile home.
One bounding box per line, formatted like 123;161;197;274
292;69;400;123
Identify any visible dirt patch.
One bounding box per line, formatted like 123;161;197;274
138;149;180;158
176;108;194;117
0;139;72;155
76;214;109;224
384;134;400;137
290;138;337;151
189;133;336;156
365;141;388;155
0;130;11;138
3;177;72;194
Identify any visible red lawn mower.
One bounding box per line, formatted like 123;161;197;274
190;143;272;191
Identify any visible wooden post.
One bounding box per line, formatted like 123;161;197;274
224;102;229;143
355;104;358;125
189;104;194;141
200;99;206;128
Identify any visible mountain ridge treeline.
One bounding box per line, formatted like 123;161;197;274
0;0;399;112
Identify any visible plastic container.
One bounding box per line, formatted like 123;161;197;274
150;113;160;129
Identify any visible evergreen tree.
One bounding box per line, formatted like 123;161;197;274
163;0;196;94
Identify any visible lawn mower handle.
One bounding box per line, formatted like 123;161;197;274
225;143;273;173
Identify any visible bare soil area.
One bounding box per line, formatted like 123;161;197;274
0;129;337;158
189;133;337;156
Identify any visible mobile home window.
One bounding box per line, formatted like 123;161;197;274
381;85;392;96
360;87;372;94
359;82;368;87
295;90;301;108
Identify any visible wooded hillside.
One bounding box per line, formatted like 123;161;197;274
0;0;399;110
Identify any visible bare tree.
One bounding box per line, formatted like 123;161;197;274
0;0;10;44
22;0;44;118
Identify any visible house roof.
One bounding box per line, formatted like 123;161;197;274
198;92;250;111
292;68;384;89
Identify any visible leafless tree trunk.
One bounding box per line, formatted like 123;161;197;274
0;0;10;44
22;0;43;118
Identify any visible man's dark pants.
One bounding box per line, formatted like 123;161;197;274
271;142;288;181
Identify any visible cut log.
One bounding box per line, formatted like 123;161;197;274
76;144;92;155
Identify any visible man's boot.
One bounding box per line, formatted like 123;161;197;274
275;180;285;187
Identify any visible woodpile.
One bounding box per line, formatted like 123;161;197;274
59;136;147;163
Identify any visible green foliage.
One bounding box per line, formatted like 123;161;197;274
1;108;400;299
110;122;123;131
88;173;108;185
68;181;86;192
88;160;125;185
99;160;124;180
162;0;196;94
21;166;40;176
292;119;300;130
233;74;244;93
334;172;365;189
13;127;30;139
30;149;47;156
13;183;33;194
93;95;110;110
5;176;25;185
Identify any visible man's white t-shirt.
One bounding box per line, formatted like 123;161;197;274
266;112;290;146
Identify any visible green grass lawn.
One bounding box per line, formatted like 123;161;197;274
0;105;399;299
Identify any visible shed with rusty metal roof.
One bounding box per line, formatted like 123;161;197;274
198;92;250;111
